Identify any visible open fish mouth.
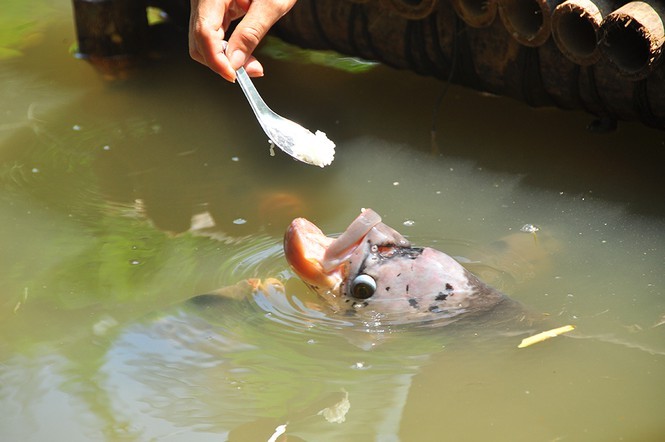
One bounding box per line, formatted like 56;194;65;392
283;209;383;292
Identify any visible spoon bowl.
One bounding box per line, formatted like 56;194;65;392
234;66;335;167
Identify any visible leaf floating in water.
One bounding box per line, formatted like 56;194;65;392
317;390;350;424
518;325;575;348
267;423;287;442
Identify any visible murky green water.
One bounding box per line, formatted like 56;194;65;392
2;2;665;441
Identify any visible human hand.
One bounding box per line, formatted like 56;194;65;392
189;0;297;82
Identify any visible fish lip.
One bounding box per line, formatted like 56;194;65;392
284;217;339;289
284;209;383;291
321;209;382;272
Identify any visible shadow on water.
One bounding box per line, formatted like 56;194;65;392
278;55;665;218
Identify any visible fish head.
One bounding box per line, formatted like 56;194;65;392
284;209;505;324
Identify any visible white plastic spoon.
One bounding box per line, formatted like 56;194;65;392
232;57;335;167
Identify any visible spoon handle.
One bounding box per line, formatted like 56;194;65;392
235;67;274;134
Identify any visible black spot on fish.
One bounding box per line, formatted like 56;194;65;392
385;286;391;291
446;283;453;291
428;304;442;313
401;247;424;259
408;298;419;308
376;246;422;260
397;273;401;277
406;284;410;293
435;292;448;301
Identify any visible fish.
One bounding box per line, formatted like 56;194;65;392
284;208;530;327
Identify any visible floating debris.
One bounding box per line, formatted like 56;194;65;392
13;287;29;313
518;325;575;348
189;212;216;231
654;314;665;328
317;390;350;423
520;224;540;234
92;314;119;336
351;361;366;370
267;423;287;442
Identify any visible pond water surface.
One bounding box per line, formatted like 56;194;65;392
2;2;665;441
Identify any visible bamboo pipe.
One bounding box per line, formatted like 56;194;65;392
498;0;564;46
599;1;665;80
270;0;665;128
450;0;498;27
381;0;439;19
551;0;615;65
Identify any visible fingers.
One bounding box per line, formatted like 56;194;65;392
244;57;265;77
226;0;296;71
189;0;297;81
189;0;238;81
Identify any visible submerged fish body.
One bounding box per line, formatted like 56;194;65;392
284;209;523;326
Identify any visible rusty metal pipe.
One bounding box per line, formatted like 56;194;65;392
599;1;665;80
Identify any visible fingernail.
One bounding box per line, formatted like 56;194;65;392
229;50;246;70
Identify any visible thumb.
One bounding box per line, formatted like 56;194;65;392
226;1;293;70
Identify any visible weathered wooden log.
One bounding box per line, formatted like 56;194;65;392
551;0;615;65
599;1;665;80
497;0;565;47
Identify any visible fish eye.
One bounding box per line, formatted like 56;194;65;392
350;274;376;299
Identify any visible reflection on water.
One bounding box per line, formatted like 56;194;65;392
102;284;434;441
2;2;665;441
